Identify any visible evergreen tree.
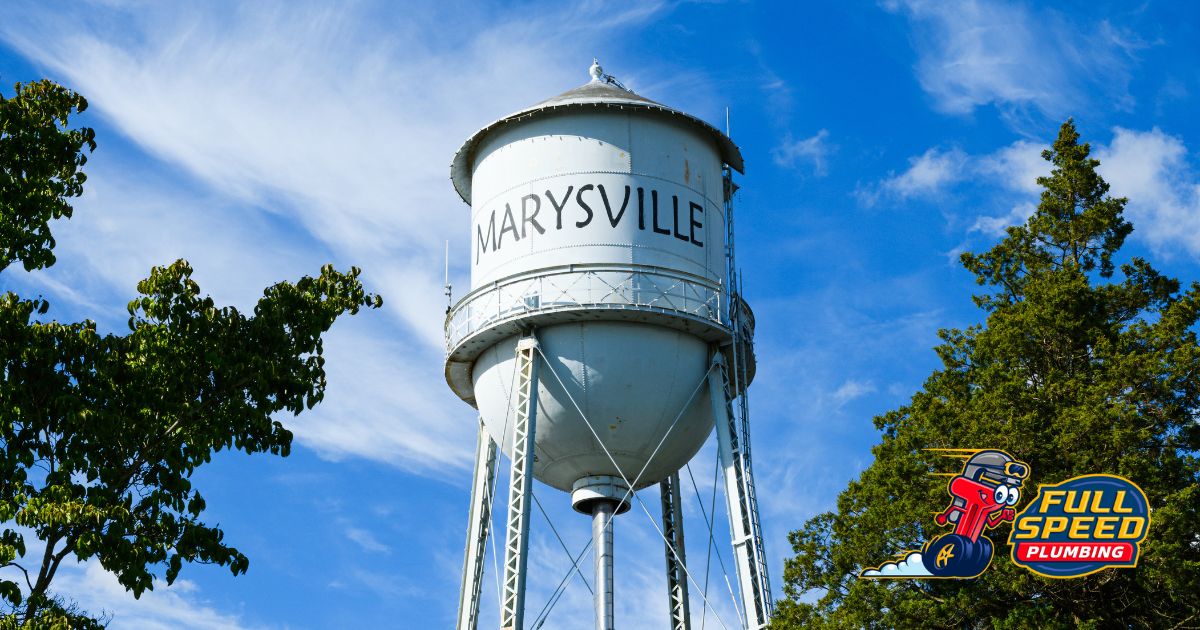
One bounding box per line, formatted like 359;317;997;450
773;120;1200;629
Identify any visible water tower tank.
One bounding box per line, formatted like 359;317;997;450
445;61;749;506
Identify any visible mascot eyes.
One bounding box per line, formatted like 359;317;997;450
994;486;1009;504
1006;486;1020;506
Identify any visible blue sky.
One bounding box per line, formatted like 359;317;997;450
2;0;1199;627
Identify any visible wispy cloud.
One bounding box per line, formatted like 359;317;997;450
285;317;473;472
344;526;391;555
883;0;1140;124
3;162;320;321
772;129;832;176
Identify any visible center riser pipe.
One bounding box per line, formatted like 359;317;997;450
592;501;616;630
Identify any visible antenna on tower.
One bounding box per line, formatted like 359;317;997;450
444;240;452;313
726;106;731;138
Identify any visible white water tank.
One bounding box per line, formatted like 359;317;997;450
445;62;750;501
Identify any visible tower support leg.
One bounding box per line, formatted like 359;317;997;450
457;418;497;630
592;500;616;630
660;472;691;630
500;335;540;630
708;352;771;629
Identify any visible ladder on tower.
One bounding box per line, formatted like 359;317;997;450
718;165;773;628
730;294;771;616
711;354;772;629
733;359;772;615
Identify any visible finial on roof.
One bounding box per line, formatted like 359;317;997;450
589;58;603;82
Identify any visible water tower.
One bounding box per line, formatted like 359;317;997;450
446;60;771;630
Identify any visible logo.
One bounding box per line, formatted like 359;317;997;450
1009;474;1150;578
861;449;1029;579
859;451;1152;581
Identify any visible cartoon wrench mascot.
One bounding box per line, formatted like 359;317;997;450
923;450;1029;577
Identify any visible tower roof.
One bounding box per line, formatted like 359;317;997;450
450;61;744;205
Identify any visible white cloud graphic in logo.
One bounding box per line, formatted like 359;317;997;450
860;552;933;578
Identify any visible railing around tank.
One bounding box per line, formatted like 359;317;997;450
445;264;729;354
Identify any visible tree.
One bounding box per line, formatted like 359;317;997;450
0;80;382;626
773;121;1200;629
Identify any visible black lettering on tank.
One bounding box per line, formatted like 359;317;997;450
545;186;573;230
672;195;689;242
651;190;670;235
483;184;705;254
475;208;497;264
598;185;631;228
689;201;704;247
575;184;594;228
497;203;520;247
520;193;544;237
637;187;646;230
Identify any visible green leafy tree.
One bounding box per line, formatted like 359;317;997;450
0;80;382;626
773;121;1199;629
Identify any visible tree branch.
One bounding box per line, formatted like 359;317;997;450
1;561;34;592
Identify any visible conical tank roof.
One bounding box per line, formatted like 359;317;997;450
450;61;744;205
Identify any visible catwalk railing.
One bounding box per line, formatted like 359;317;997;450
445;264;730;353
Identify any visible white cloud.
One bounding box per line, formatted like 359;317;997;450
969;202;1035;237
884;0;1137;122
861;147;967;205
864;138;1047;208
884;147;968;197
832;379;876;404
344;526;391;555
860;551;931;578
5;162;319;320
978;140;1049;194
284;317;473;472
772;129;832;176
45;561;257;630
1097;127;1200;256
